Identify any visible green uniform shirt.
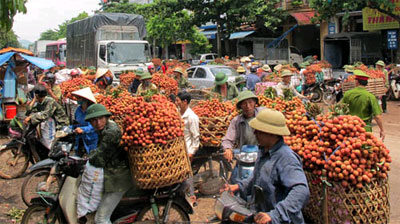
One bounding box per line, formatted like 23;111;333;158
27;96;70;129
89;120;133;193
177;76;191;89
342;87;382;131
51;85;62;101
212;82;239;100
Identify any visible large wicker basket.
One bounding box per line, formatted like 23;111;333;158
342;78;386;96
304;172;390;224
199;116;230;147
127;137;192;189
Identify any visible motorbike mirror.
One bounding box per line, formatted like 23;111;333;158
253;185;264;205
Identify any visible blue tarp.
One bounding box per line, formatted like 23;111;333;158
20;54;55;70
0;52;55;70
201;30;217;39
229;31;255;40
0;52;15;67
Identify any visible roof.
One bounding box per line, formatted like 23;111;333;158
0;47;33;56
290;11;316;25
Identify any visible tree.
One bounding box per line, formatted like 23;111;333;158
0;30;20;48
0;0;26;31
38;12;89;40
309;0;399;23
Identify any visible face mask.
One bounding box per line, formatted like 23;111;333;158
77;100;84;105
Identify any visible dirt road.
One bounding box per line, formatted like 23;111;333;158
0;101;399;223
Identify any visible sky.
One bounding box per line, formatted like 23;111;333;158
13;0;101;42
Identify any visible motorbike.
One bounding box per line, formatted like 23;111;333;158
230;145;258;185
21;153;194;223
0;123;51;179
304;82;323;103
20;126;75;206
321;78;342;105
388;73;400;100
191;146;232;195
208;185;265;223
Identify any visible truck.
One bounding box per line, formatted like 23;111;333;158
237;37;303;68
33;40;53;58
66;13;151;83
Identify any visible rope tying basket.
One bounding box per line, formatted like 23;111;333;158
304;172;390;224
127;137;192;189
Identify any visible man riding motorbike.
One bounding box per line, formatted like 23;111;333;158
222;109;310;224
222;91;263;162
84;104;133;224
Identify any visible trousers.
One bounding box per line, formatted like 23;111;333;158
94;190;127;224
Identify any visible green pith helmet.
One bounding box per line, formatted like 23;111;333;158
140;72;152;80
88;66;96;70
236;90;258;109
300;61;310;69
235;76;246;84
85;104;112;121
353;70;370;78
281;70;293;77
173;67;184;74
215;72;228;85
376;60;385;67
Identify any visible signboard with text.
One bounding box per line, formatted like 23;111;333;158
388;30;398;49
362;1;400;31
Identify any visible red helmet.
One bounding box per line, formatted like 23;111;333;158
148;65;155;70
70;69;79;76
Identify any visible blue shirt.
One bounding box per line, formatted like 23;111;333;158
73;106;98;154
238;138;309;224
246;73;261;91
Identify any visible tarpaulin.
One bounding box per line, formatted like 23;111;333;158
229;31;255;40
20;54;55;70
0;52;55;70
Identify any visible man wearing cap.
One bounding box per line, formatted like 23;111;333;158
275;70;308;100
342;65;354;80
259;64;271;80
222;91;264;162
84;104;133;223
136;72;158;95
222;109;309;224
376;60;389;113
237;66;246;75
41;72;62;102
342;70;385;139
235;76;247;92
71;87;98;155
24;84;69;129
212;72;239;100
173;67;191;89
246;66;261;92
129;70;143;94
94;68;113;90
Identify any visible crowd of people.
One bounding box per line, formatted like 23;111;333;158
12;53;390;223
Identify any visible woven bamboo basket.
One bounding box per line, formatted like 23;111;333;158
127;137;192;189
304;172;390;224
342;78;386;96
199;116;230;147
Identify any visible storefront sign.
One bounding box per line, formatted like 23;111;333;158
328;23;336;34
388;30;398;49
362;2;400;31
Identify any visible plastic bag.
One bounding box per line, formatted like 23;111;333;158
39;117;56;150
4;65;16;98
55;69;72;85
76;162;104;218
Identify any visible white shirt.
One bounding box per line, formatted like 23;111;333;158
182;107;200;155
275;82;305;99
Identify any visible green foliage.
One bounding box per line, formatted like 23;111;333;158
309;0;399;24
0;30;20;48
39;12;89;40
251;0;288;31
0;0;27;31
188;29;212;55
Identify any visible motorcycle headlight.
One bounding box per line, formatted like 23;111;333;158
235;152;258;163
61;143;73;152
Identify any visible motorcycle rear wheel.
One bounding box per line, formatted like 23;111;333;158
0;146;29;179
193;158;230;195
322;90;336;105
21;204;63;224
21;168;61;206
136;203;190;223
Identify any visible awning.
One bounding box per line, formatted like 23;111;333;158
0;47;33;56
229;31;255;40
290;11;316;25
0;52;55;70
201;30;217;39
